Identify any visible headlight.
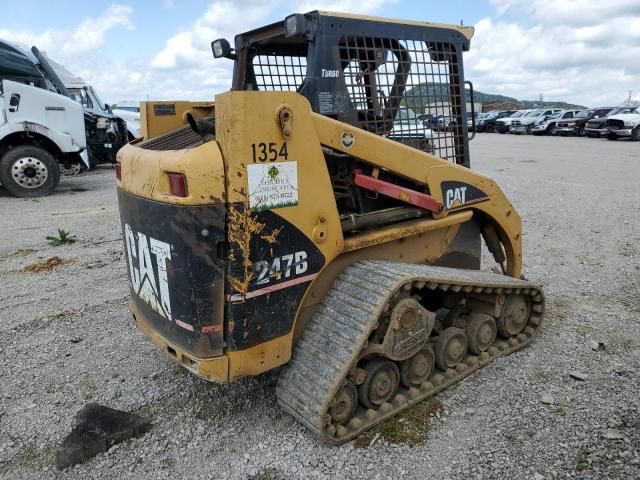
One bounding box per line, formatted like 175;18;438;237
211;38;232;58
478;120;485;125
284;13;307;37
625;120;635;127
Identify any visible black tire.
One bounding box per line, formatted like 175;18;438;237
577;126;585;137
607;133;618;141
526;124;533;135
358;358;400;409
631;126;639;141
0;145;60;198
485;123;495;133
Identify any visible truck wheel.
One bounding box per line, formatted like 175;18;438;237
631;126;639;142
0;145;60;198
526;124;533;135
607;133;618;141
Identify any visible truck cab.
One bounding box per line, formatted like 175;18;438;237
0;40;86;197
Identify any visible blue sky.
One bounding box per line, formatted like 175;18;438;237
1;0;638;106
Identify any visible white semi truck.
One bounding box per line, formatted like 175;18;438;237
0;41;87;197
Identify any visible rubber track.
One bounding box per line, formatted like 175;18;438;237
276;260;545;444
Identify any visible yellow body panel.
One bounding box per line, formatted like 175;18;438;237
116;140;225;206
140;101;214;139
215;91;345;297
311;114;522;275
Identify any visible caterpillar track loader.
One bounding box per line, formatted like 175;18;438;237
116;11;545;444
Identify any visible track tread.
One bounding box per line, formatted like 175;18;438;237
275;260;544;444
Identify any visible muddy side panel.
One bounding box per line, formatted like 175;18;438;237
118;189;225;357
225;206;325;351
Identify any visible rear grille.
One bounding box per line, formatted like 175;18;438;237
139;126;204;150
606;119;625;129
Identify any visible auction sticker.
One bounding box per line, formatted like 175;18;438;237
247;161;299;211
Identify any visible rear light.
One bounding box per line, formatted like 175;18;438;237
168;173;188;197
115;163;121;181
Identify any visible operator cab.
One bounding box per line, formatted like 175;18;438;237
212;11;474;166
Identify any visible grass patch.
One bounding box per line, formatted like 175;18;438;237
23;256;71;273
46;229;76;246
248;467;284;480
607;335;635;355
79;377;97;400
366;397;444;446
576;449;589;471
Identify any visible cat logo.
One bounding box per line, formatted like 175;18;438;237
441;181;490;210
124;224;173;321
445;186;467;209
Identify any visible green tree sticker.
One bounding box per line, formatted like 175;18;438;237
268;165;280;179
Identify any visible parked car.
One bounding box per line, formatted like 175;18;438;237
510;109;563;134
468;112;486;131
388;107;434;151
495;110;531;134
555;107;611;136
112;101;141;139
584;107;622;137
531;110;581;136
476;110;516;133
605;106;640;141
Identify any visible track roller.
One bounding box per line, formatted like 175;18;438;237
400;345;435;388
358;358;400;409
435;327;468;370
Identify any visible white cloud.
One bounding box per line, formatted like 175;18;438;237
0;4;134;57
466;1;640;106
5;0;635;108
296;0;397;14
146;0;397;100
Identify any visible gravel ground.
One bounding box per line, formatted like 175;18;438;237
0;134;638;479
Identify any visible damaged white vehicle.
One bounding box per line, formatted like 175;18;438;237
0;40;87;197
605;106;640;141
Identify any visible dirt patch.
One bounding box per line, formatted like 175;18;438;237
23;256;71;273
366;397;444;446
14;248;37;256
